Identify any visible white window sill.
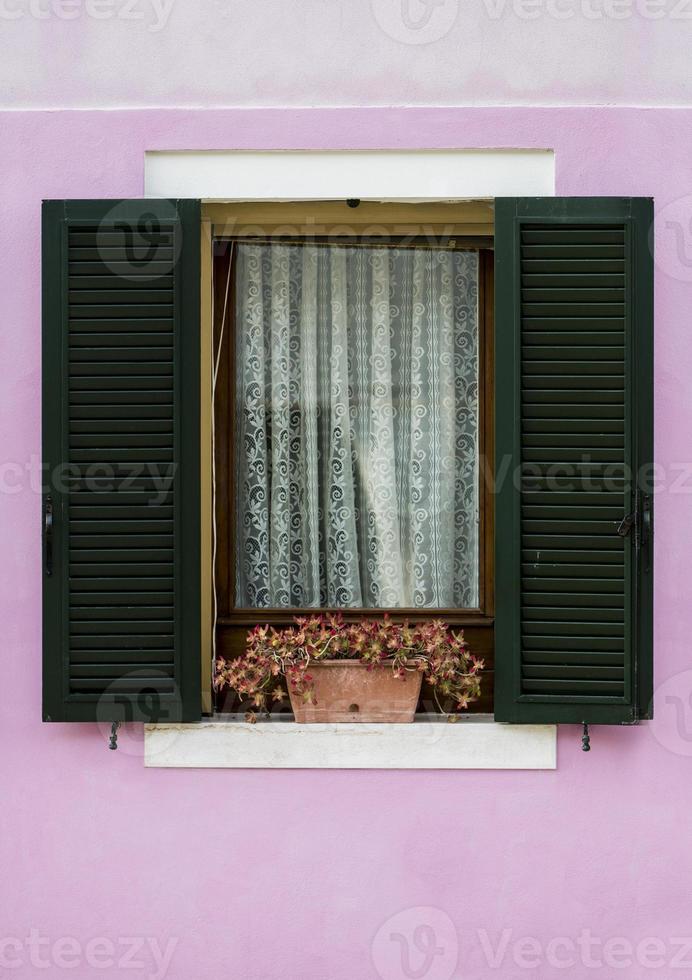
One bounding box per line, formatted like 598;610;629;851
144;716;556;769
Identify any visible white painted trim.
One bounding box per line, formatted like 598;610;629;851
144;719;557;770
144;149;555;201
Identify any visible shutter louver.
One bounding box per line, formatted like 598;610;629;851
43;200;201;723
494;199;653;725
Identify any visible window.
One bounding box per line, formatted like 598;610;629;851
231;241;480;611
210;204;495;716
41;197;653;732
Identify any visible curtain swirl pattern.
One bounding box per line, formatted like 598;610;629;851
234;242;479;609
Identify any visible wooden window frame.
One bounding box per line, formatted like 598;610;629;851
201;202;495;714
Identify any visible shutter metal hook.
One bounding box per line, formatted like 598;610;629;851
617;511;636;537
582;722;591;752
109;721;120;750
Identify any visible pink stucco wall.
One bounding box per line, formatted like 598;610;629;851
2;5;690;109
2;107;692;978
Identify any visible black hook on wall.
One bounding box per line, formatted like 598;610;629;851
582;722;591;752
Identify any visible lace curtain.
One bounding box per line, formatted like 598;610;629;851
233;242;479;609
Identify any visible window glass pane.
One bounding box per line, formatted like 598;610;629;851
233;242;479;609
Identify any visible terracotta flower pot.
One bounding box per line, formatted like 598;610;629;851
287;659;423;723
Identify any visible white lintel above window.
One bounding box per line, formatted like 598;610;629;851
144;148;555;202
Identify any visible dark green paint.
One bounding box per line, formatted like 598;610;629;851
42;199;201;723
494;198;654;725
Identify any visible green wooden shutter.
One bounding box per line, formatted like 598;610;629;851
42;200;202;723
494;198;653;724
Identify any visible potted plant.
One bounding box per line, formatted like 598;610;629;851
215;614;483;723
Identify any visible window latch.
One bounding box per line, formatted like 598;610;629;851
617;511;636;538
617;493;652;570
